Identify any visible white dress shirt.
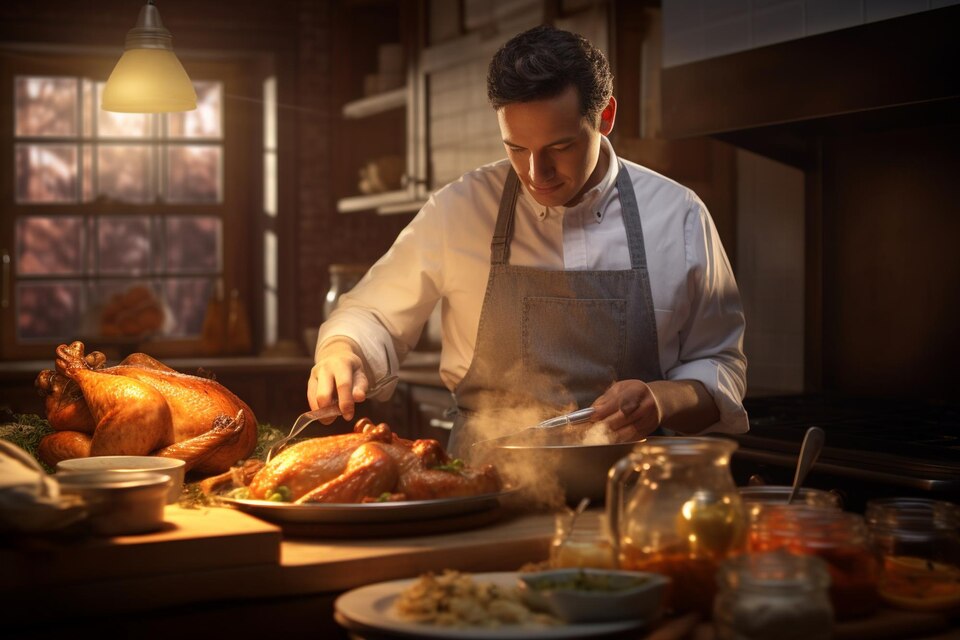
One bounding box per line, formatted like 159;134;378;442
318;136;749;434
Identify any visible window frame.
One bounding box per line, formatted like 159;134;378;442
0;51;261;361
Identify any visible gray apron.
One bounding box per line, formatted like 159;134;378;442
449;162;663;457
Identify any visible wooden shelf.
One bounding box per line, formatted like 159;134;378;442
336;189;422;214
341;87;407;119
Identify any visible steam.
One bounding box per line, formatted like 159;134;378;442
462;371;623;510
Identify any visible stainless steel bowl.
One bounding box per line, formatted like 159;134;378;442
57;471;172;535
494;441;640;506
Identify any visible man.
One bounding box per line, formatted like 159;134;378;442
308;25;747;455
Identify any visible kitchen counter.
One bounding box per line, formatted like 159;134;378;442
3;500;553;637
4;503;957;639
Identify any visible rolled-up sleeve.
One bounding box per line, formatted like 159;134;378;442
316;196;446;396
665;198;748;434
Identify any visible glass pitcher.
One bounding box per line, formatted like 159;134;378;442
606;437;746;616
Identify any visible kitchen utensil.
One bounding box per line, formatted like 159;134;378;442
266;373;399;463
788;426;825;504
554;497;590;559
606;437;745;616
471;407;597;448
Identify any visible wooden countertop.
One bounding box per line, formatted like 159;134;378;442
4;504;956;639
3;501;554;620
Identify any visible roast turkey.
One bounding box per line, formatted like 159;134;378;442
35;341;257;475
218;418;501;503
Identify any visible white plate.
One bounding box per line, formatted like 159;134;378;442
334;572;648;640
218;489;516;524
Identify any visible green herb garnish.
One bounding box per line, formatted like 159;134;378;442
432;458;465;473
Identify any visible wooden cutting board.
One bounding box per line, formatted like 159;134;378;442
0;505;282;591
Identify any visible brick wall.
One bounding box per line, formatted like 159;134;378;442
293;0;414;333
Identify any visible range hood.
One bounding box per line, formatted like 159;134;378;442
660;6;960;167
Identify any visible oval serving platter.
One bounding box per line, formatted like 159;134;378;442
217;488;518;525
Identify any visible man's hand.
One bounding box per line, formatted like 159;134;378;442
590;379;721;439
307;338;371;423
590;380;662;442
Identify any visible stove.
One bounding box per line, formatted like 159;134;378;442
720;395;960;512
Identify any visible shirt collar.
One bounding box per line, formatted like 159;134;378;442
520;135;619;223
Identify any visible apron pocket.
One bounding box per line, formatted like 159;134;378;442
521;296;627;407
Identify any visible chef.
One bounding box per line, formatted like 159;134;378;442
308;25;748;456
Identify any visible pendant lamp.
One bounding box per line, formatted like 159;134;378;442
102;0;197;113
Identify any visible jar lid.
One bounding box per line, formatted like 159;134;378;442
718;549;831;591
866;497;960;532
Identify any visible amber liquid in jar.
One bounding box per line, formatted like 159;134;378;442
749;506;881;620
621;546;722;616
866;498;960;612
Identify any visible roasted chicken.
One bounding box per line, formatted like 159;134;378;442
240;418;501;503
35;341;257;475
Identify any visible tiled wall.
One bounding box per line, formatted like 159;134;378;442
736;150;805;395
662;0;960;67
427;1;544;187
430;59;505;188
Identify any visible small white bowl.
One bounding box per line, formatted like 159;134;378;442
57;456;185;504
518;568;670;623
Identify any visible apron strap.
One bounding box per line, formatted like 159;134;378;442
491;170;521;265
615;161;648;270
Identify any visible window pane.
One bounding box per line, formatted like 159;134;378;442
94;281;167;337
263;76;276;149
97;82;151;138
167;81;222;139
15;144;78;203
164;216;220;273
16;216;84;275
82;79;94;137
15;76;78;137
17;281;82;341
97;144;152;203
163;277;214;337
166;145;221;203
82;144;93;201
97;216;152;274
264;150;277;215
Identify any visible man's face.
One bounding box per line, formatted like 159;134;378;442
496;85;612;208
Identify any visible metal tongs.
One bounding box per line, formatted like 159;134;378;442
471;407;597;448
265;373;399;463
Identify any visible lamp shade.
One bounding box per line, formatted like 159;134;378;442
102;1;197;113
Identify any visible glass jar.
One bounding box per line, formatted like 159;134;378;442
323;263;369;320
607;437;747;616
749;506;881;620
714;550;834;640
550;510;615;569
866;497;960;612
739;486;842;528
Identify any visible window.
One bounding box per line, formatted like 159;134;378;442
1;53;258;360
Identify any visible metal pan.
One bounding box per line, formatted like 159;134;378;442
472;425;643;506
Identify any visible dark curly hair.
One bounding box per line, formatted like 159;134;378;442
487;25;613;127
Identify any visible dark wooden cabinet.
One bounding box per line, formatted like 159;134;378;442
408;384;455;447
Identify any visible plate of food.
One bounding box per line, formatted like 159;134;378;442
334;570;649;639
210;418;512;525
